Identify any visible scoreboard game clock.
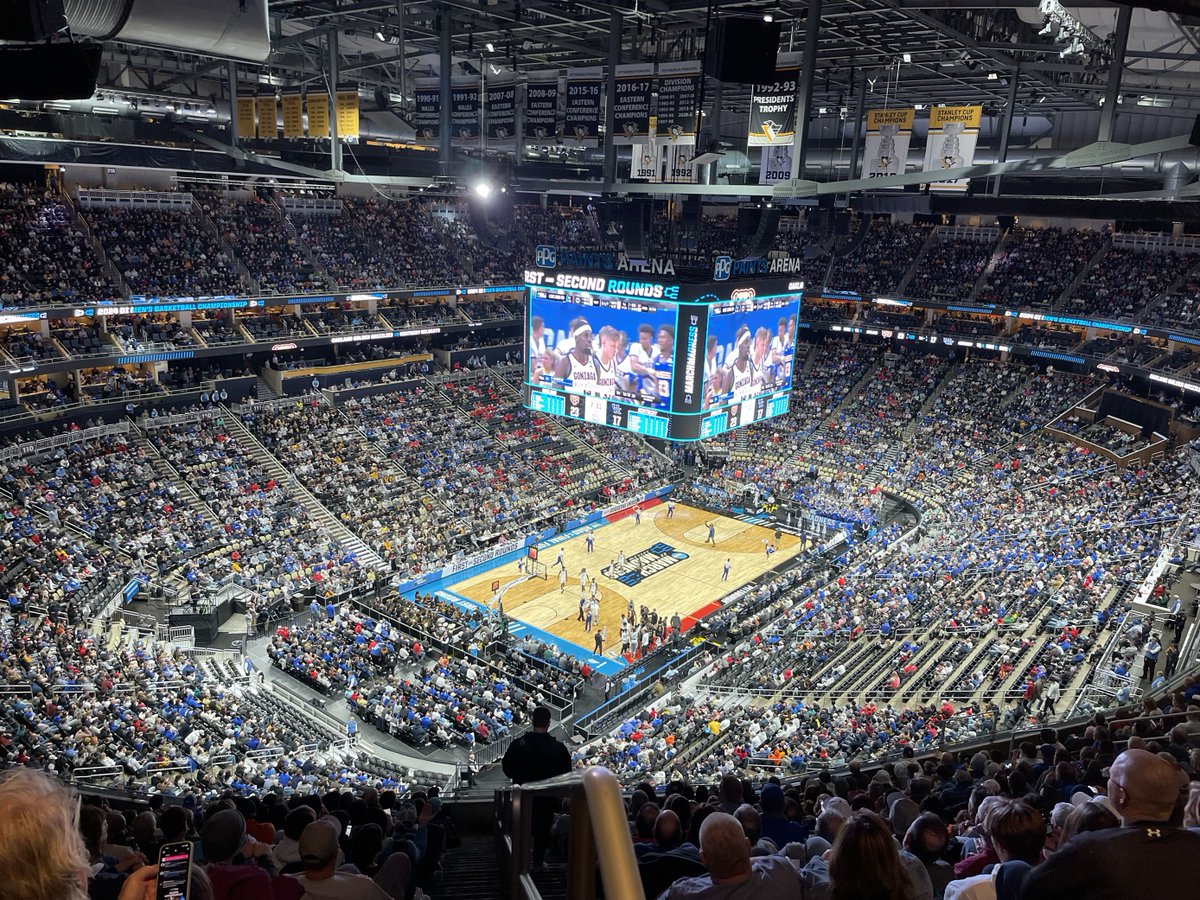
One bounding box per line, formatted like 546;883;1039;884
523;269;803;440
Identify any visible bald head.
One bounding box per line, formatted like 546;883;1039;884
1107;749;1184;824
734;803;762;843
699;812;752;882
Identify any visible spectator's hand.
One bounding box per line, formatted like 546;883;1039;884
116;852;148;873
245;841;274;859
117;864;157;900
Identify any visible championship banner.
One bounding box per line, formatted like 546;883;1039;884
335;85;360;139
256;90;277;140
663;142;696;183
655;61;701;144
922;104;982;191
306;92;329;137
862;108;914;182
613;63;654;144
412;79;440;141
631;140;660;181
450;79;480;142
748;52;800;146
281;90;304;139
563;66;602;144
759;145;793;185
486;79;516;143
234;95;257;140
524;76;558;140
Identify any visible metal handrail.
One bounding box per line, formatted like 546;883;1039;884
506;766;644;900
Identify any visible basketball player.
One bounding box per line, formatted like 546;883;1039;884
554;318;597;392
651;324;675;409
590;579;599;601
617;549;626;572
559;566;568;593
556;547;566;571
634;506;641;526
591;325;621;398
529;315;548;382
722;558;731;581
584;602;594;632
752;326;775;390
706;521;716;544
770;316;794;383
666;498;675;519
621;323;657;400
579;567;588;589
720;326;758;403
588;598;599;630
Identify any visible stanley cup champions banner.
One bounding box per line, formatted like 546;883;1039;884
613;63;654;144
563;66;603;144
748;52;801;146
524;76;558;140
759;145;793;185
486;79;516;143
922;105;982;191
412;79;441;141
861;108;915;183
334;85;360;140
655;61;701;144
234;95;257;140
450;79;480;142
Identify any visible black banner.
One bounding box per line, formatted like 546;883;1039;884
656;72;699;140
613;66;653;142
450;83;480;141
412;84;440;140
524;79;558;140
563;75;602;142
748;59;799;146
486;82;516;141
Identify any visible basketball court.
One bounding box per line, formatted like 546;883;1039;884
442;501;808;670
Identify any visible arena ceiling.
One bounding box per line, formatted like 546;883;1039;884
82;2;1200;126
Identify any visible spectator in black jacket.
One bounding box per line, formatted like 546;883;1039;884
502;706;572;866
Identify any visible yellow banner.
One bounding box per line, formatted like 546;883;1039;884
929;105;982;130
256;93;277;139
335;88;360;138
866;108;915;131
281;92;304;138
235;96;257;140
307;92;330;137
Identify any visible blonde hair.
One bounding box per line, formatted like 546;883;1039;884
0;769;90;900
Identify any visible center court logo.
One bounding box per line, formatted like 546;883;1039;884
601;542;689;587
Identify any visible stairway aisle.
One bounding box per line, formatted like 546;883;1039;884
429;833;506;900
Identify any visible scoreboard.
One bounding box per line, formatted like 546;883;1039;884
523;269;803;441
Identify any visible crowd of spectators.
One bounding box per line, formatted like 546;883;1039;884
976;228;1107;308
0;181;119;308
908;233;999;301
85;205;244;298
1065;247;1194;321
197;191;326;295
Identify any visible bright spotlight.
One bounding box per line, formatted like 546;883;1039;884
763;13;774;22
485;41;495;52
473;180;493;199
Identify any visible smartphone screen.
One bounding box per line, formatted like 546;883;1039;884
156;842;193;900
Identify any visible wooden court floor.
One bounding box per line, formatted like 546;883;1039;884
447;503;808;659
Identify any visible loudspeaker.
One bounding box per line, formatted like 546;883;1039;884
621;200;650;261
0;43;101;100
808;209;828;237
704;16;781;84
374;87;390;111
737;205;762;237
0;1;66;41
834;210;852;236
746;207;781;257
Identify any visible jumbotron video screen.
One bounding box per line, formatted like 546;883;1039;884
523;270;802;440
